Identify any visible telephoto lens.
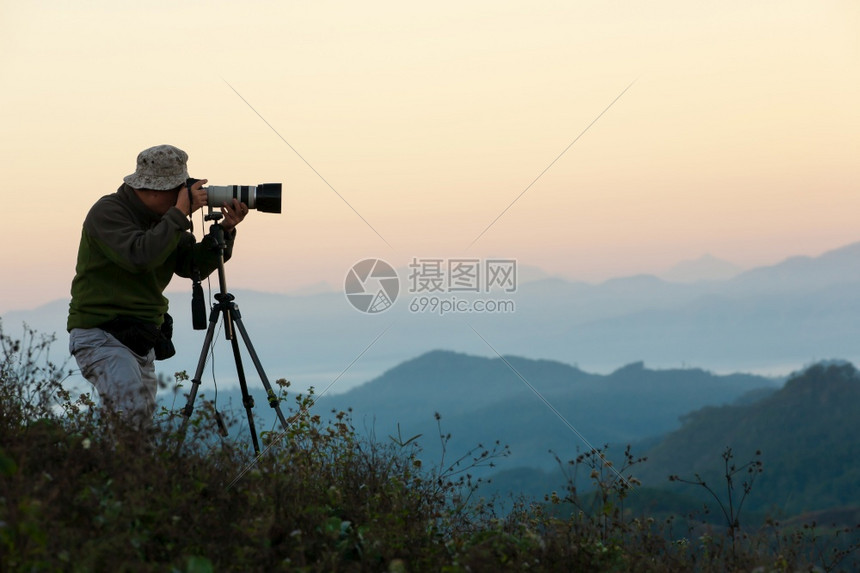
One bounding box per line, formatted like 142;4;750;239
206;184;282;213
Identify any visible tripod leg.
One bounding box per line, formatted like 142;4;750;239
225;306;261;455
178;304;221;444
230;311;292;432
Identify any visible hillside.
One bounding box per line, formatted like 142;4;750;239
636;361;860;516
3;339;853;572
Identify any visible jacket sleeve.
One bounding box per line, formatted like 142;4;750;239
85;200;190;273
173;227;236;279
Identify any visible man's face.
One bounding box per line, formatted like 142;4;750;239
136;185;184;216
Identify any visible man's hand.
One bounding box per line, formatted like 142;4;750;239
220;198;248;233
175;178;209;216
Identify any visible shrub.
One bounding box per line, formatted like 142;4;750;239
1;321;858;571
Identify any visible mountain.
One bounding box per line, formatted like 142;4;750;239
289;281;338;295
659;253;743;283
313;350;779;470
726;241;860;295
635;361;860;516
537;281;860;373
4;240;860;393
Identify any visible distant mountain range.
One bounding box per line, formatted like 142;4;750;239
658;253;743;283
307;350;780;470
3;240;860;394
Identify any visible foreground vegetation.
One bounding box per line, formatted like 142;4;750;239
1;322;858;571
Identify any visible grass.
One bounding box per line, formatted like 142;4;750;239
1;320;858;571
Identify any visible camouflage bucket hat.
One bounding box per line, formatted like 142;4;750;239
123;144;189;190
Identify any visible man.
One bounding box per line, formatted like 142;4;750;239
67;144;247;427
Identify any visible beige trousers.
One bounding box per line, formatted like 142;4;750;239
69;327;158;428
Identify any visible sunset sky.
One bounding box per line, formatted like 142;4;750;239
2;1;858;313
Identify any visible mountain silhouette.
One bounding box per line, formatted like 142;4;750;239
4;239;859;393
317;350;778;469
636;361;860;516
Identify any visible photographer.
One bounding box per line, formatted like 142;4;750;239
67;144;248;428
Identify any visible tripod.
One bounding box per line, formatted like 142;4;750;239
179;212;289;454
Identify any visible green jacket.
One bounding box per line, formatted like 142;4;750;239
67;184;234;330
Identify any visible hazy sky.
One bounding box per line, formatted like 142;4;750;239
2;1;858;313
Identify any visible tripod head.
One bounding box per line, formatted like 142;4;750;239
204;204;223;222
203;206;228;247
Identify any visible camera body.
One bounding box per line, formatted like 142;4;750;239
187;178;282;213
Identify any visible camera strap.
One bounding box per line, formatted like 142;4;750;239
186;186;195;232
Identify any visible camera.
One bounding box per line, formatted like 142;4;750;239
187;178;282;213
